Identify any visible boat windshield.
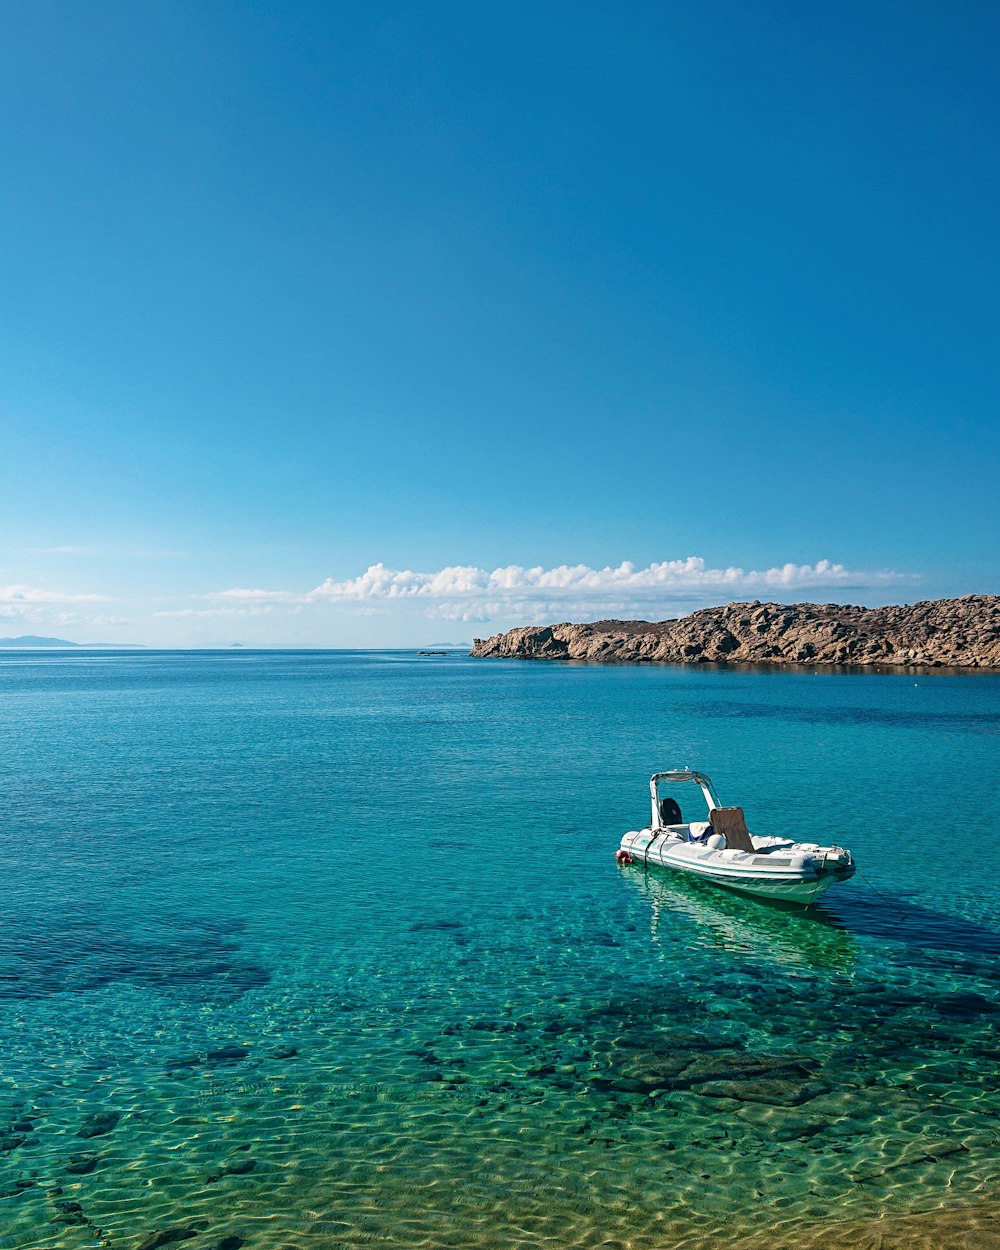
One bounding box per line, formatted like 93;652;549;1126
650;771;720;829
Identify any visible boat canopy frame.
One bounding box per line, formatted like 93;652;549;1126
649;769;722;830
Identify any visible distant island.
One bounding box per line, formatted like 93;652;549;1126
0;635;143;649
471;595;1000;669
0;635;83;648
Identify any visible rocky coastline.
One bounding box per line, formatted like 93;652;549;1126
470;595;1000;669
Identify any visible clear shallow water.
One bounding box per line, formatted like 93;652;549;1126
1;650;999;1250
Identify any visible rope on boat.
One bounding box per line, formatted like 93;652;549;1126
804;873;826;911
853;863;909;920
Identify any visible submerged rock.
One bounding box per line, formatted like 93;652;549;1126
52;1200;88;1225
136;1229;198;1250
206;1045;250;1063
0;917;270;1004
696;1077;829;1106
223;1157;257;1175
936;991;1000;1020
76;1111;120;1138
594;1049;824;1105
208;1157;258;1183
65;1153;101;1174
0;1176;35;1196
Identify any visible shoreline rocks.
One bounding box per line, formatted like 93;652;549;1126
470;595;1000;669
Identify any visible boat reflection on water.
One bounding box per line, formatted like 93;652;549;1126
622;859;1000;997
619;861;859;974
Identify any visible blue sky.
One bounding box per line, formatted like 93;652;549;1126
1;0;997;645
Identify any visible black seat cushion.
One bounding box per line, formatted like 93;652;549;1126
658;797;683;825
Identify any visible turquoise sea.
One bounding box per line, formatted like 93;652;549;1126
2;650;1000;1250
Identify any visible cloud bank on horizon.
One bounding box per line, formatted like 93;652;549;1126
197;556;912;624
0;557;918;639
0;584;108;629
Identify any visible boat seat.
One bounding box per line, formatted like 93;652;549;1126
658;797;683;826
709;807;755;853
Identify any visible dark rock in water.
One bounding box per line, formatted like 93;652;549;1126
0;914;270;1004
53;1200;87;1225
215;1238;246;1250
612;1054;692;1088
770;1119;829;1142
0;1132;27;1152
136;1230;198;1250
10;1118;35;1132
224;1157;257;1176
163;1055;203;1070
696;1077;829;1106
77;1111;120;1138
0;1176;35;1196
597;1049;822;1104
626;1027;731;1054
674;1052;812;1087
605;1077;653;1095
66;1153;101;1174
963;1044;1000;1061
269;1045;298;1059
209;1158;257;1183
206;1045;249;1063
409;919;465;932
851;989;925;1012
936;991;1000;1020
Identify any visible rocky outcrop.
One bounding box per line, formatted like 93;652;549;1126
470;595;1000;668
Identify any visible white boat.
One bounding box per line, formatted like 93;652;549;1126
617;769;855;905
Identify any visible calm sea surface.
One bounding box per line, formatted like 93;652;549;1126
1;650;1000;1250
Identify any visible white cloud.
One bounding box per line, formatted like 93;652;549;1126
27;545;91;555
209;587;302;604
202;557;912;623
0;584;112;630
304;557;899;604
0;584;107;604
152;605;300;619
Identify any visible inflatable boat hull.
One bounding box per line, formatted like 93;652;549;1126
619;828;855;905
